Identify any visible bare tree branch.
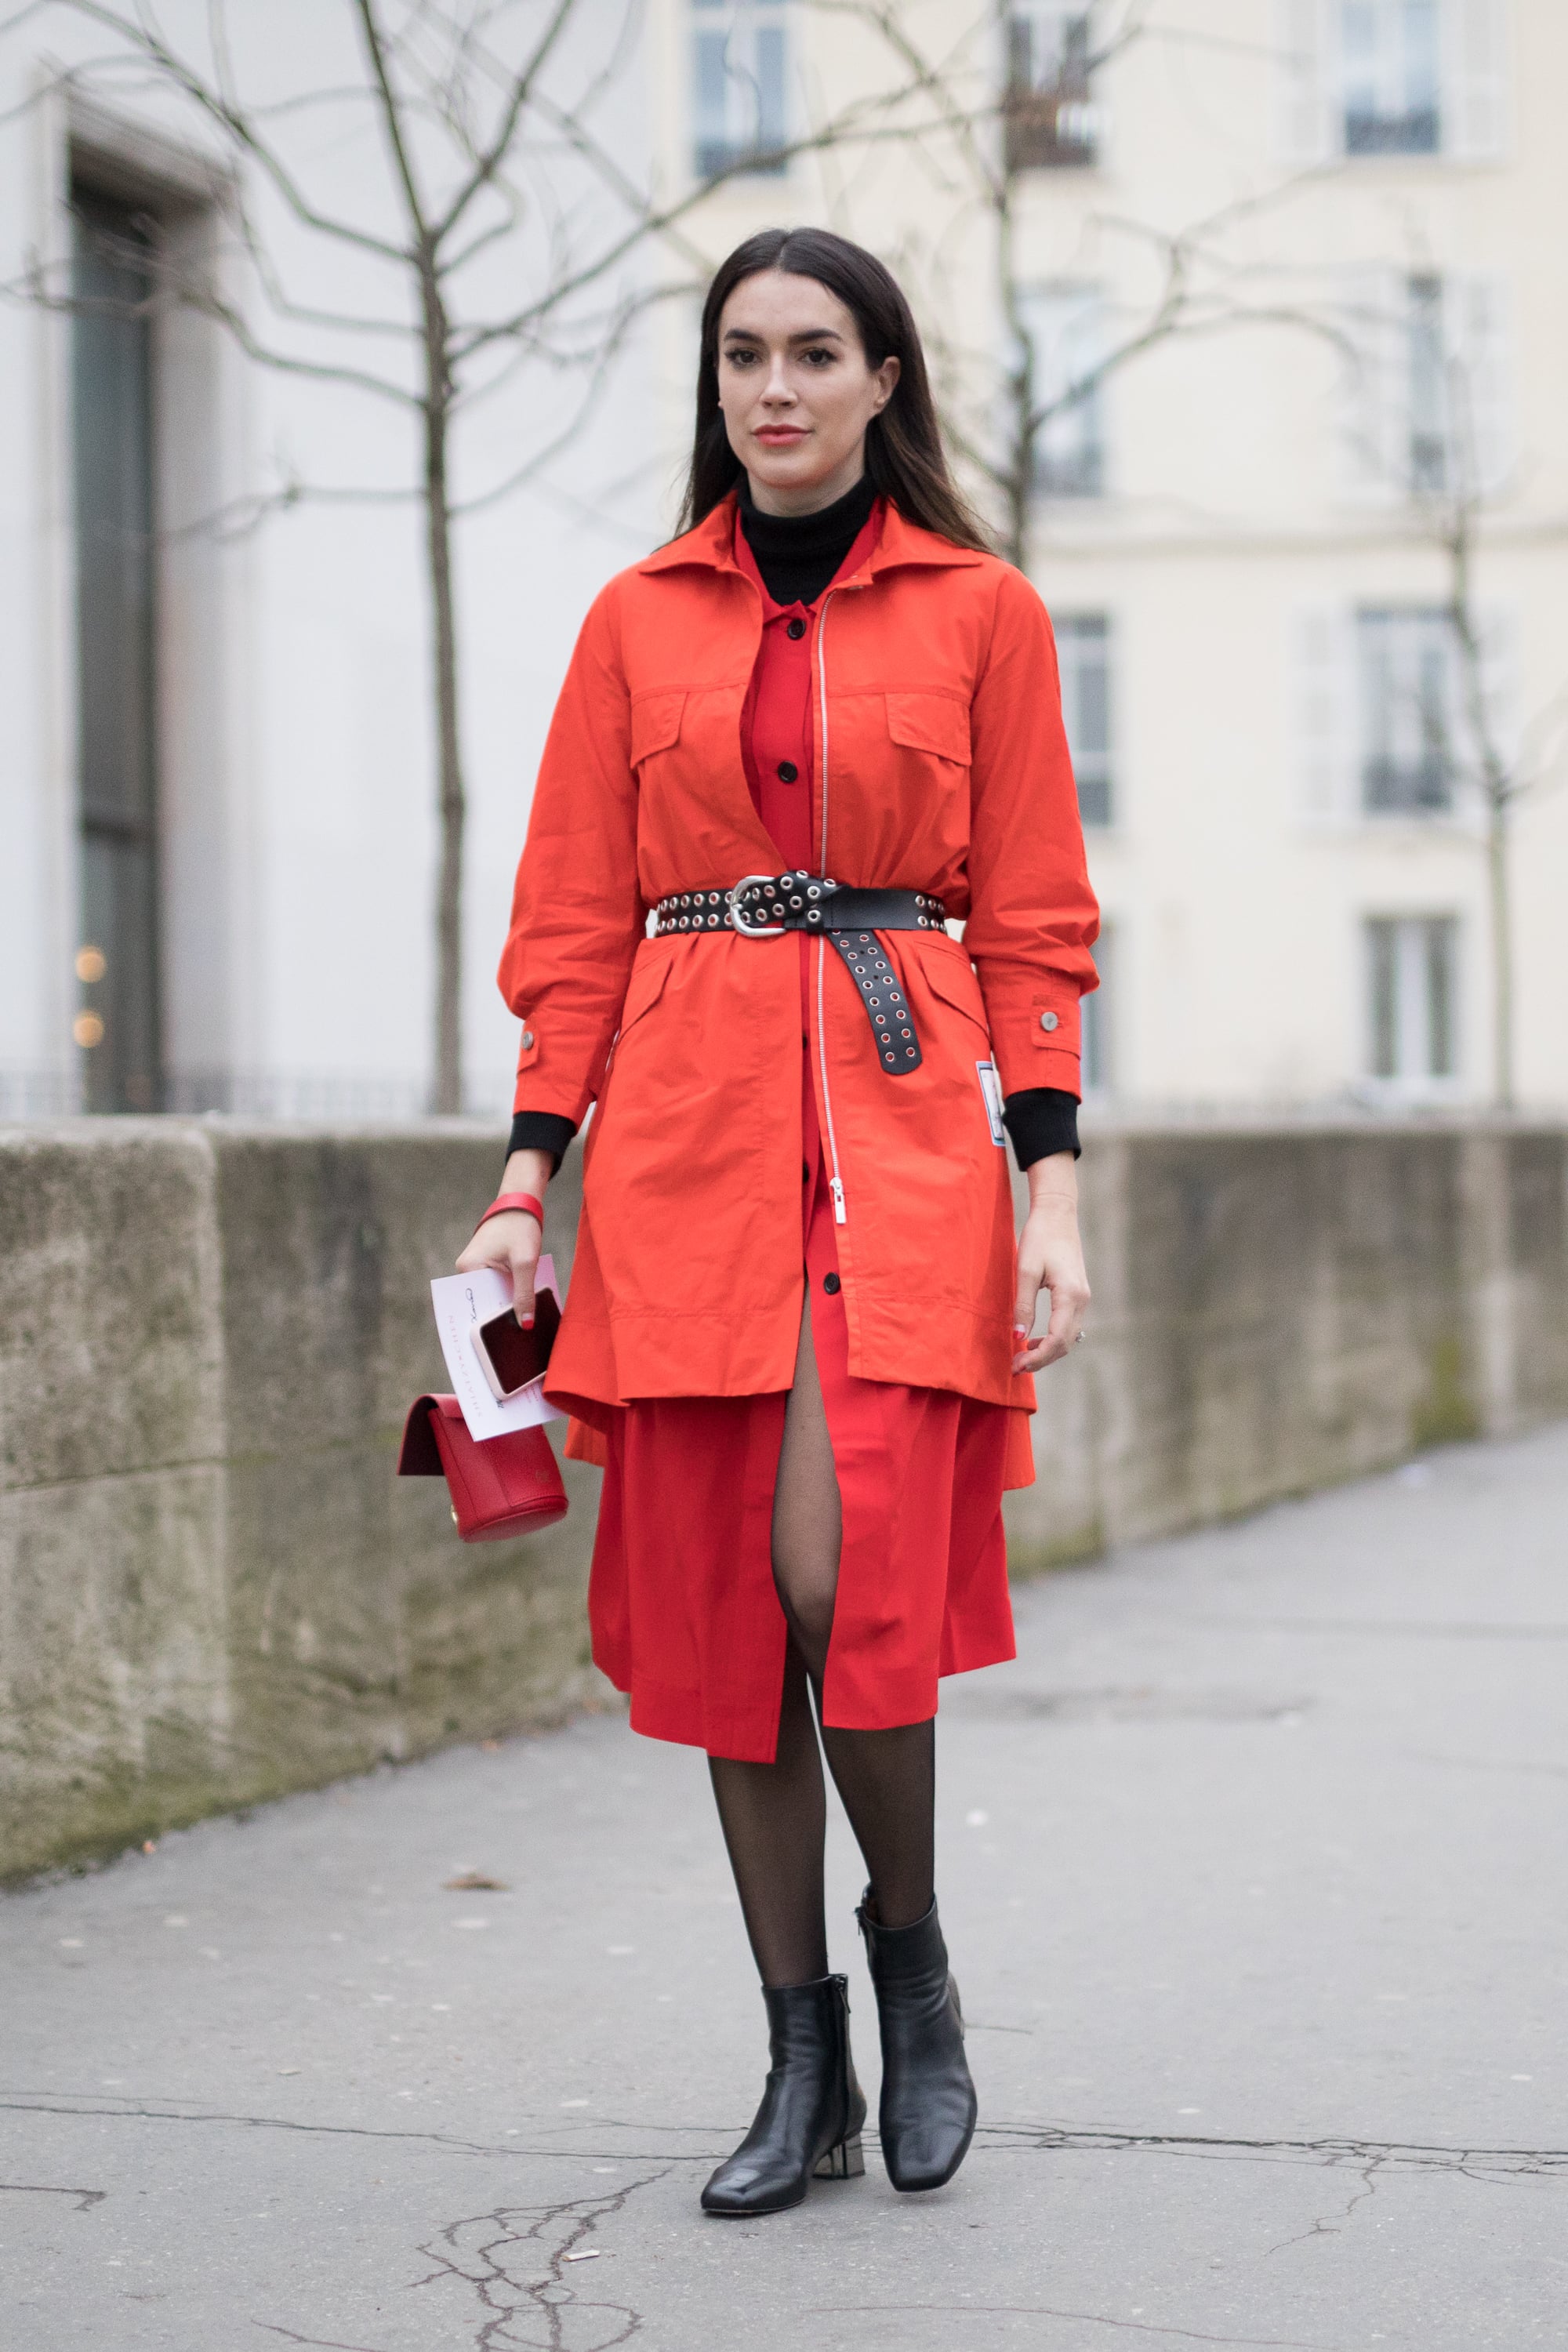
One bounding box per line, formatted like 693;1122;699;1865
55;0;411;258
430;0;575;243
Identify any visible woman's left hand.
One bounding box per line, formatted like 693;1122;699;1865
1011;1150;1091;1374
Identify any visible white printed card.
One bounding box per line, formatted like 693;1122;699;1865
430;1256;567;1442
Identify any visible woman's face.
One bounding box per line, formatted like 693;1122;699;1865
715;269;900;517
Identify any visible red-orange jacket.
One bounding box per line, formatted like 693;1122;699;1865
499;494;1099;1415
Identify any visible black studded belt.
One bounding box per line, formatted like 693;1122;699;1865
651;872;948;1076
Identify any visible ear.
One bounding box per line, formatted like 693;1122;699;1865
870;353;901;416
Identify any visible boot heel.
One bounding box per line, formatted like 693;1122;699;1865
814;2133;865;2181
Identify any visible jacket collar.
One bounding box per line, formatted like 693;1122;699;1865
636;492;987;583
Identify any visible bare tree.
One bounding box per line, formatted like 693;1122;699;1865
6;0;923;1110
815;0;1345;568
1421;361;1560;1112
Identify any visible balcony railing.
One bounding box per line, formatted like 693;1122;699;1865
1004;79;1098;172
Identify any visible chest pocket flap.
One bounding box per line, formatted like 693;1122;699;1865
918;942;991;1036
630;689;686;765
886;691;971;766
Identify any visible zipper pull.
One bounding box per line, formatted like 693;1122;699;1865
830;1175;847;1225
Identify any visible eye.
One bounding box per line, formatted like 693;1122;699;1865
801;346;837;367
723;347;758;368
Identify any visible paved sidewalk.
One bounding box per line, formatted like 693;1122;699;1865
4;1426;1566;2352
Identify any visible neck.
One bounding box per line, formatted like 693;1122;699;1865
745;448;869;517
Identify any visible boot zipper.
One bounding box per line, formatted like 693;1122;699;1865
815;589;847;1223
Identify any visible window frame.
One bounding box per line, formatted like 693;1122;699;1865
1341;0;1443;156
1353;605;1461;820
1004;3;1100;172
1363;912;1461;1091
1019;281;1109;502
691;0;791;182
1054;611;1115;829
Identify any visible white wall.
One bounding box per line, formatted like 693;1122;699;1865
646;0;1568;1112
0;1;659;1120
5;0;1564;1123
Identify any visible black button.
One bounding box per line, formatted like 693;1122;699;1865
776;760;798;782
786;617;807;640
822;1271;841;1295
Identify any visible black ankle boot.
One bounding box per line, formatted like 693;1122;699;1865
701;1973;866;2217
857;1889;977;2192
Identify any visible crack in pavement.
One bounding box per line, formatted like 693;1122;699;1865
977;2125;1567;2183
405;2173;664;2350
808;2305;1345;2349
1265;2155;1384;2255
5;2095;1563;2186
0;2180;107;2211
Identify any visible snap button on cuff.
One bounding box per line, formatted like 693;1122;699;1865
521;1029;535;1048
1039;1011;1059;1033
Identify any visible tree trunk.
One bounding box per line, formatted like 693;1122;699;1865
994;185;1031;570
1488;793;1514;1112
423;295;465;1116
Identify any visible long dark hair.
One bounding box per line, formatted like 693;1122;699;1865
676;227;992;553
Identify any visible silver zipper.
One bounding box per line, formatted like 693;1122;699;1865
815;589;847;1223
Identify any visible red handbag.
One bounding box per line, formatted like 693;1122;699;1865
397;1393;568;1541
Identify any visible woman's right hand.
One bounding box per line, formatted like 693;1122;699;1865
455;1149;553;1324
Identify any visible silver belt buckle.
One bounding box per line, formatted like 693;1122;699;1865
728;874;786;938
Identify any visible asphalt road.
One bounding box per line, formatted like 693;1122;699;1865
3;1424;1565;2352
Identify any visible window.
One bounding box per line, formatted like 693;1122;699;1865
1356;608;1457;815
71;187;163;1113
1005;5;1098;171
1341;0;1440;153
1341;267;1511;501
1366;915;1457;1081
692;0;789;179
1406;272;1449;492
1279;0;1506;166
1021;285;1107;499
1056;615;1113;826
1081;924;1113;1094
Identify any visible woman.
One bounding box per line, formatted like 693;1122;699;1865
459;227;1098;2218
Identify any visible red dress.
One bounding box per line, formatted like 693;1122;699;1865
580;503;1032;1762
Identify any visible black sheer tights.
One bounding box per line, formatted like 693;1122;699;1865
707;1298;936;1989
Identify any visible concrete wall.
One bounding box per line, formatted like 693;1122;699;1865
4;1116;1566;1877
0;1120;603;1878
1008;1118;1568;1569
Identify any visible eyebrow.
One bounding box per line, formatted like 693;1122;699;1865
721;325;847;346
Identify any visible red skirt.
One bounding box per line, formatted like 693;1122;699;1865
578;952;1030;1763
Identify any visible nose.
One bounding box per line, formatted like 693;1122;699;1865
760;350;796;406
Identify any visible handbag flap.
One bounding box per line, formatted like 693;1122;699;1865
397;1393;448;1476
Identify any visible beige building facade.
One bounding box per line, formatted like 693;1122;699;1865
648;0;1567;1113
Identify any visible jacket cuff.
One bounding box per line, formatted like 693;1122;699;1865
505;1110;578;1174
1001;1087;1080;1168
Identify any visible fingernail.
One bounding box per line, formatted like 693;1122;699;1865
520;1316;534;1329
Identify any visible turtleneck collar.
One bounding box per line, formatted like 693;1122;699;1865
735;470;879;608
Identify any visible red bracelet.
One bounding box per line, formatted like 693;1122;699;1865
474;1191;544;1233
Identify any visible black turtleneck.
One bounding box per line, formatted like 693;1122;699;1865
737;470;878;607
506;474;1080;1175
